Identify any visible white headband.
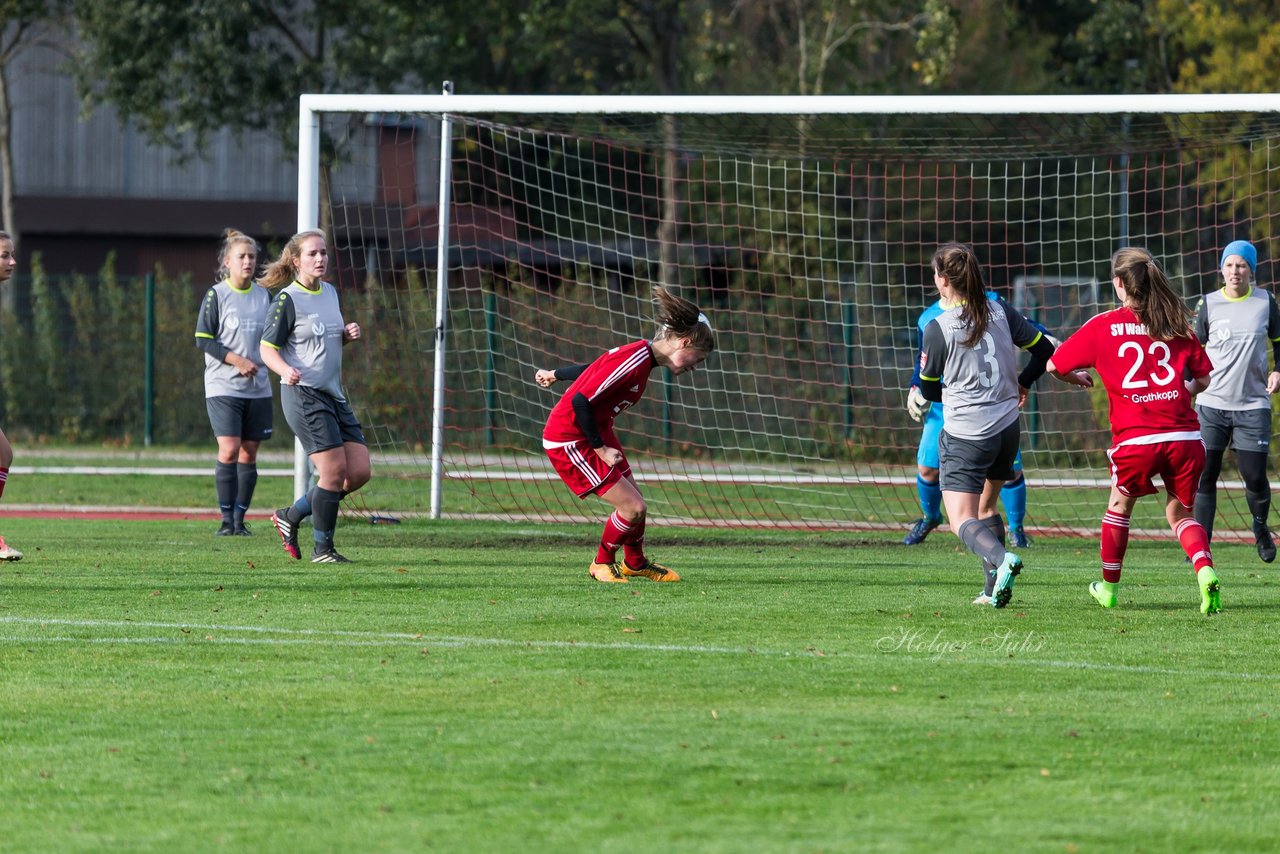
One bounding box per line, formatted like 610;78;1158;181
697;312;713;334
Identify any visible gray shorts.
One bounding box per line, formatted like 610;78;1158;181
939;419;1021;494
1196;404;1271;453
206;396;273;441
281;384;366;455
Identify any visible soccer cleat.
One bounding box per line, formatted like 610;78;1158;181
903;515;943;546
1089;580;1117;609
271;509;301;560
215;522;235;536
232;523;253;536
619;558;681;582
991;552;1023;609
1011;526;1032;548
311;545;351;563
588;561;627;583
1197;567;1222;615
0;535;22;561
1253;519;1275;563
972;593;993;606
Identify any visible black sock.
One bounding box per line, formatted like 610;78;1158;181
1193;491;1217;542
234;463;258;525
215;461;236;524
310;487;343;551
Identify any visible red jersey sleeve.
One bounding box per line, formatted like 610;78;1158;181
542;341;655;444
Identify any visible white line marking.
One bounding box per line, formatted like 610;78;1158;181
2;616;1278;681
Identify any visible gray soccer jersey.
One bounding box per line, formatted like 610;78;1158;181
261;281;348;401
1194;286;1280;411
194;281;272;399
919;297;1043;440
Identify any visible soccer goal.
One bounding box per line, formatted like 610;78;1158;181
299;92;1280;538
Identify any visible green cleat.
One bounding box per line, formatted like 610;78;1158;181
1197;567;1221;615
991;552;1023;609
1089;580;1117;609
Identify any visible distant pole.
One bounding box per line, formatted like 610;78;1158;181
144;273;155;446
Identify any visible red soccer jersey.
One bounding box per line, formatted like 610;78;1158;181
542;340;656;444
1051;306;1214;444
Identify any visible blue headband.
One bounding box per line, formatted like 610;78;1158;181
1221;240;1257;274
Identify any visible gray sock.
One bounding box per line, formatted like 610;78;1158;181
958;518;1007;568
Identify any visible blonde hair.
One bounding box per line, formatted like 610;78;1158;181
1111;247;1193;342
932;242;990;347
260;229;326;289
652;286;715;352
217;228;259;280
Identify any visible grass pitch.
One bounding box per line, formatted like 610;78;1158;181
1;517;1277;852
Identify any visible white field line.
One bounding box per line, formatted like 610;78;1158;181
1;616;1277;682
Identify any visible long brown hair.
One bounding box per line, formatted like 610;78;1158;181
1111;247;1193;342
653;286;716;352
933;242;989;347
260;229;326;289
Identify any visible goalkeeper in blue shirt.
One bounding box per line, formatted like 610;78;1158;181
904;291;1049;548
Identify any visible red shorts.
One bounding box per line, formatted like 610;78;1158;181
544;437;632;498
1107;438;1205;508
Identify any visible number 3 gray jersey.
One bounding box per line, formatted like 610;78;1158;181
261;281;348;401
919;296;1043;439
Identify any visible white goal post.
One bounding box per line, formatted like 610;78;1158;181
297;92;1280;538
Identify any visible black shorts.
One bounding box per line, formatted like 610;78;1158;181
1196;404;1271;453
206;396;274;441
939;419;1021;494
281;384;366;455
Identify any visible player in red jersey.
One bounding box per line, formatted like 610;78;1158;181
1048;247;1220;614
535;287;715;583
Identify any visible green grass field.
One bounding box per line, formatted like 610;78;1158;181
1;510;1278;852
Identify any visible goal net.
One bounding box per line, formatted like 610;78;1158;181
304;94;1280;539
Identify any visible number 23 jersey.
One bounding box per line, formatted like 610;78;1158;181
1051;305;1214;445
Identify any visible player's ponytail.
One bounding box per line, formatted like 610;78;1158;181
217;228;260;281
933;242;990;347
653;286;716;352
1111;247;1192;341
260;229;326;289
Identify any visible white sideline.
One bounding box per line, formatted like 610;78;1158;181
1;616;1277;682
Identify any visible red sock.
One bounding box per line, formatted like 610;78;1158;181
1101;510;1130;583
0;466;7;500
596;511;634;564
622;515;647;569
1175;518;1213;572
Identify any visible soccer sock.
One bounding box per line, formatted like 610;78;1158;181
980;516;1006;596
1193;491;1216;542
215;461;237;524
596;511;633;564
1175;517;1213;572
310;487;343;550
622;514;648;569
1244;489;1271;529
957;518;1005;568
1100;510;1130;583
1001;474;1027;530
1239;451;1269;524
234;463;258;525
286;489;314;524
0;466;8;500
917;475;942;522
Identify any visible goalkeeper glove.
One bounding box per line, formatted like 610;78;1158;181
907;386;931;423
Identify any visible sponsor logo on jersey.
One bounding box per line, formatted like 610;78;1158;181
1211;326;1231;343
309;315;326;337
225;313;240;331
